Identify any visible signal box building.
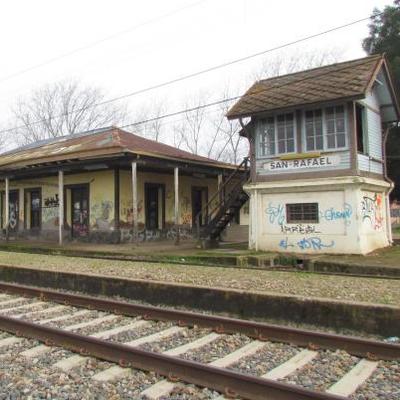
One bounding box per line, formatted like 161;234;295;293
227;54;400;254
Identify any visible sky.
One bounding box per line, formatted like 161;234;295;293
0;0;393;141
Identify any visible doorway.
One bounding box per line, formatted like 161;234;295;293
145;183;165;230
71;186;89;237
192;186;208;227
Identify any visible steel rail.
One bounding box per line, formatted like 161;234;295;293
0;281;399;361
0;314;345;400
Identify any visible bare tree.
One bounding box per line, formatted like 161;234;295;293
11;79;127;145
132;99;166;142
251;48;343;81
174;91;209;155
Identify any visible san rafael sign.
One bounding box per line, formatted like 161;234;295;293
264;155;340;171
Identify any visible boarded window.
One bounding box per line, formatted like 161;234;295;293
286;203;319;223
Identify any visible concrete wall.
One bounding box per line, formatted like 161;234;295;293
246;177;391;255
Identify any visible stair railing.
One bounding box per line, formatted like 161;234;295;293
195;157;249;239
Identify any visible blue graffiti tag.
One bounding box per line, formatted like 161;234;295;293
297;237;335;251
279;236;335;251
265;203;285;225
320;203;352;226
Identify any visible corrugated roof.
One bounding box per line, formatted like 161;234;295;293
0;127;234;170
227;54;384;119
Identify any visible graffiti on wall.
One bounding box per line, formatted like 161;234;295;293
280;224;320;235
44;195;59;208
91;200;113;229
265;203;285;225
319;203;352;226
361;193;383;231
279;236;335;251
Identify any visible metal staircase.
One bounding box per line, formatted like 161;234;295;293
195;157;250;246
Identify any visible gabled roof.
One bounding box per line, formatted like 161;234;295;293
227;54;400;120
0;127;234;171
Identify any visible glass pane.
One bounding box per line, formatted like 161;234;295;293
315;120;323;134
326;107;334;116
278;141;286;153
277;115;285;123
327;120;335;133
305;111;313;120
336;118;345;132
306;123;314;137
337;133;346;147
285;114;293;122
277;126;285;140
315;109;322;118
315;135;324;149
287;139;294;152
306;138;314;151
286;125;294;139
335;105;344;115
327;134;336;148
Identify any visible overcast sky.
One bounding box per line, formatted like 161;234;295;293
0;0;393;136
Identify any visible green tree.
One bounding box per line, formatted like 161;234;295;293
363;0;400;200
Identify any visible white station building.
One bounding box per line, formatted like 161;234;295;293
227;54;400;254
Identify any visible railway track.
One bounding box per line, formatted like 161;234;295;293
0;281;398;400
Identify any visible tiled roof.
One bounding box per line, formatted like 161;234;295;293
0;127;234;170
227;54;384;119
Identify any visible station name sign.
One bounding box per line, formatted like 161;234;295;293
264;155;340;171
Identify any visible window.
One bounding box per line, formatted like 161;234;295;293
286;203;319;224
355;103;367;154
30;190;41;229
326;105;346;149
259;113;295;156
304;105;347;151
305;109;323;151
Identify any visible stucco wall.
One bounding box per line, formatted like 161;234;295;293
246;177;390;255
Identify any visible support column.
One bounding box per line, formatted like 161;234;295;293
5;177;9;241
58;170;64;246
174;167;179;245
131;162;138;242
114;168;120;243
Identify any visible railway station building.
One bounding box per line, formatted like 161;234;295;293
0;127;246;244
227;54;400;254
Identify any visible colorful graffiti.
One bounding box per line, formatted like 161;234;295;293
320;203;352;226
361;193;383;231
279;236;335;251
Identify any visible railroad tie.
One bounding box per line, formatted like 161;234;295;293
54;320;151;371
326;359;379;397
20;314;119;359
0;297;30;308
12;305;68;319
38;309;91;325
261;349;318;380
92;326;186;382
140;333;222;399
141;339;265;400
0;301;47;315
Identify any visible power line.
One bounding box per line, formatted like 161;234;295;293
0;0;206;85
0;12;379;136
119;56;377;130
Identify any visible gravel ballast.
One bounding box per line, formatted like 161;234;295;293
0;251;399;306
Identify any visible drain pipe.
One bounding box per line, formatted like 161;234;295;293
383;125;395;245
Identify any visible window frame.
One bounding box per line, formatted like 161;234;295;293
257;112;297;158
286;202;319;224
302;104;348;153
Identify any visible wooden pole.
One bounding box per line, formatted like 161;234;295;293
58;170;64;246
131;162;138;242
5;177;9;241
174;167;179;245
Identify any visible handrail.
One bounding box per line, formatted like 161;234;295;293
195;157;249;238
